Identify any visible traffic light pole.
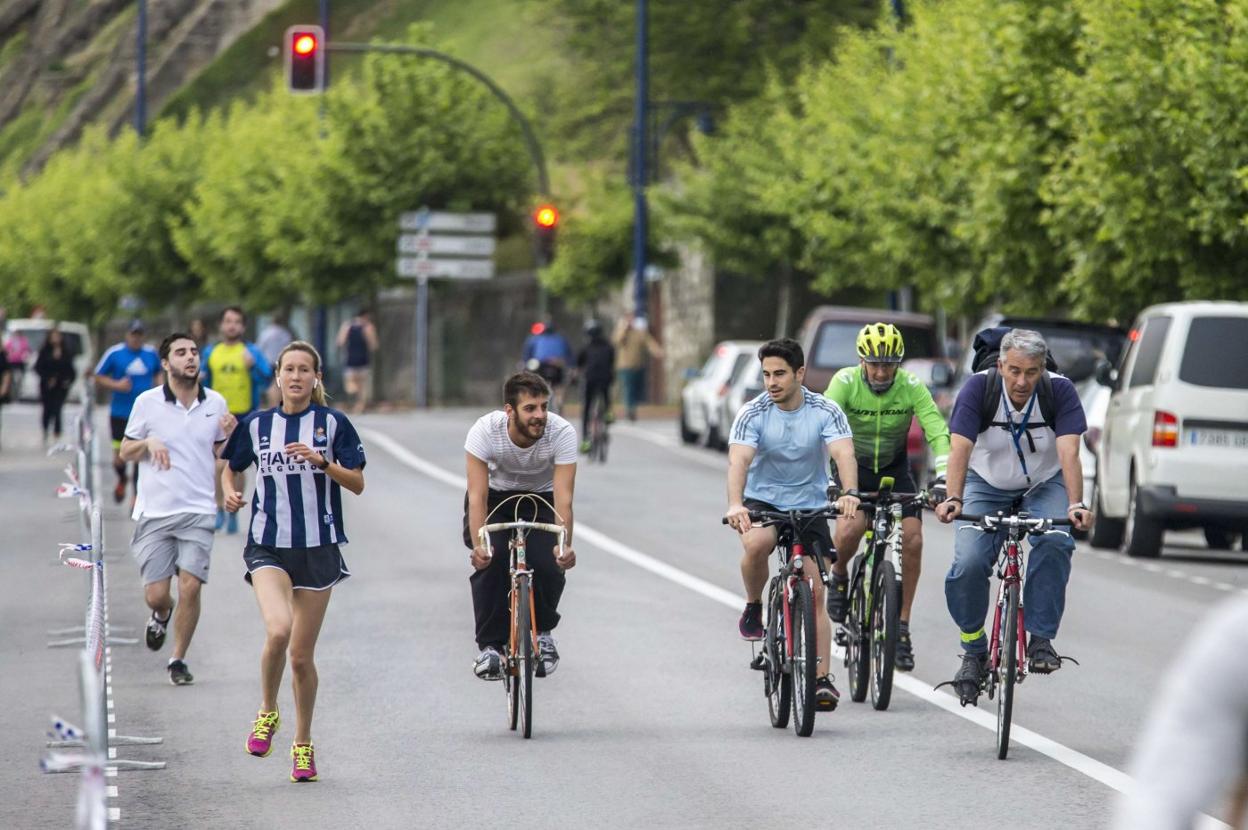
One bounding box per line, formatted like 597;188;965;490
631;0;649;322
135;0;147;136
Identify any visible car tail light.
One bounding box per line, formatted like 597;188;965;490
1084;427;1102;453
1152;411;1178;447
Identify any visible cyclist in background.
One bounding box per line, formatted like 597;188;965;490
575;320;615;454
725;338;861;710
522;321;574;412
824;323;951;672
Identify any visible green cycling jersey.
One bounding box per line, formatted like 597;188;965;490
823;366;951;476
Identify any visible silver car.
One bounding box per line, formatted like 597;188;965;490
679;340;763;449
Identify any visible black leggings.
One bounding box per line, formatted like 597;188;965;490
463;489;567;649
581;379;612;436
41;387;68;436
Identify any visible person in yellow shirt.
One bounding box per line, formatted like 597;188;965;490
202;306;272;533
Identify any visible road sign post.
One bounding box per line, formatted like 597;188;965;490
398;208;497;406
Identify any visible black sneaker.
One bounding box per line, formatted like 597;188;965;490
167;660;193;686
826;575;849;623
951;652;988;706
896;625;915;672
145;609;171;651
1027;636;1061;674
815;675;840;711
738;602;764;641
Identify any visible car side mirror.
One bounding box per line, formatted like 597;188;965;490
930;362;952;388
1094;359;1117;388
683;367;700;381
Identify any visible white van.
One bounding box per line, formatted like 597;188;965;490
1090;301;1248;557
3;319;94;404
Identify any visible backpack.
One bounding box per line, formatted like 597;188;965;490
971;327;1059;435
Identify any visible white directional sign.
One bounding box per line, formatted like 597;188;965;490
397;233;496;257
398;210;497;234
396;256;494;280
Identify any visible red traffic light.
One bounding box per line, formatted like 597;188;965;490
293;34;317;56
285;25;326;93
534;205;558;229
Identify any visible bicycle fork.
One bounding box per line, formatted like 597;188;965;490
508;542;538;674
988;543;1027;684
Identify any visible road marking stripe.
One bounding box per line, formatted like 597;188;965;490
364;427;1228;828
612;423;728;470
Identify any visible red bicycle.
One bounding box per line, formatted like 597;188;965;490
955;510;1072;759
724;505;839;737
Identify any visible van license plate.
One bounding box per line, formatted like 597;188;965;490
1188;429;1248;449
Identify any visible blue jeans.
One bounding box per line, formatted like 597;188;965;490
944;471;1074;654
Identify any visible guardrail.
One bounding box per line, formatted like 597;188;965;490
42;399;164;829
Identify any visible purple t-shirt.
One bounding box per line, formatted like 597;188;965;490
949;372;1086;490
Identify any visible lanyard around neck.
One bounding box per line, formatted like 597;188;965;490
1003;380;1037;484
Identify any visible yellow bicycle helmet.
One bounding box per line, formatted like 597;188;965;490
856;323;905;363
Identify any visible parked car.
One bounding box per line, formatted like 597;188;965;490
797;307;941;395
956;315;1129;386
716;363;764;452
1091;302;1248;557
679;340;764;448
4;319;93;404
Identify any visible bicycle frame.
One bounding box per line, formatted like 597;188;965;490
988;538;1027;685
478;521;567;673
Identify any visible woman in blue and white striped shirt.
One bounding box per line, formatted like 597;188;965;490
222;340;366;783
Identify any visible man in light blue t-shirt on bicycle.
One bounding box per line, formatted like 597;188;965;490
724;338;862;710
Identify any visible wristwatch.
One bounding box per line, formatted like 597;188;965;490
844;489;862;500
1067;501;1088;512
316;455;330;470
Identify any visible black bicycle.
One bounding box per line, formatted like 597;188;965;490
835;478;928;712
724;504;840;737
586;394;609;463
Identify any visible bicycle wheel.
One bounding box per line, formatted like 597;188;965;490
870;559;900;711
996;582;1019;759
506;585;519;731
791;579;817;737
515;578;535;739
845;555;870;703
765;577;791;729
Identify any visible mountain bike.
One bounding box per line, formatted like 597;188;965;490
477;518;567;740
724;504;840;737
835;477;927;711
955;509;1071;759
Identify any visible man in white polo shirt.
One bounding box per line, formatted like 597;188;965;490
120;333;236;686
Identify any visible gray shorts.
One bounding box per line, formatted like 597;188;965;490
131;513;215;585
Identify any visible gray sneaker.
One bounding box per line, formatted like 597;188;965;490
536;632;559;677
473;646;503;681
145;610;170;651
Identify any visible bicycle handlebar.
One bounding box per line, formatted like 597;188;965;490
721;505;842;527
957;513;1072;531
477;521;568;561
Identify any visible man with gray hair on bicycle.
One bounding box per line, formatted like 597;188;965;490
935;328;1092;705
464;371;577;680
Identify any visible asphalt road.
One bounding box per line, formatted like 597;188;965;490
3;402;1246;829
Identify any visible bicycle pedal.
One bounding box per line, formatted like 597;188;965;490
749;653;767;671
834;627;848;647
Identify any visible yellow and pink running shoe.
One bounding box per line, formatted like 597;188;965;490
245;710;280;757
290;743;318;783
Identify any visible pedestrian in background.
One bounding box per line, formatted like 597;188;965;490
258;312;295;408
223;340;366;783
119;333;236;686
35;326;76;445
612;312;663;421
93;320;163;506
4;326;32;401
336;309;378;415
202;306;272;534
0;345;10;451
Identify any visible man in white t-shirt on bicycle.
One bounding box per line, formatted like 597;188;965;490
463;371;578;680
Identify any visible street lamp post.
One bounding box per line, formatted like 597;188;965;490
631;0;649;322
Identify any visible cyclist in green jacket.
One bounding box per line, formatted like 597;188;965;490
824;323;951;672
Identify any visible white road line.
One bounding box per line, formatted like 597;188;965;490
1189;576;1211;587
612;423;728;471
1214;582;1235;592
364;427;1228;828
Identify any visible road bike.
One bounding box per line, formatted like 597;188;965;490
586;393;609;464
477;517;567;740
725;504;840;737
835;477;928;711
953;508;1072;759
